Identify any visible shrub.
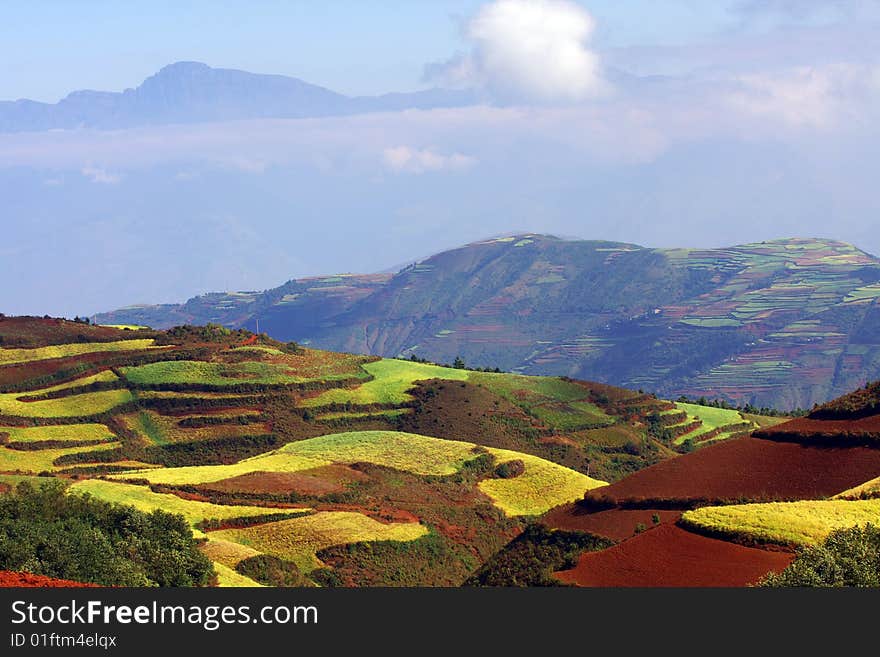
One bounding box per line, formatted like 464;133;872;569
761;524;880;587
0;480;213;586
494;459;526;479
235;555;304;587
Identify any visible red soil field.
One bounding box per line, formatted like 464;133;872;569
543;504;681;542
755;415;880;441
0;571;98;588
554;524;793;587
584;436;880;506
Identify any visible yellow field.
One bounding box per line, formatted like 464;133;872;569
0;339;160;365
211;511;428;572
202;537;263;568
112;452;330;486
29;370;119;392
479;448;606;516
0;388;132;418
835;476;880;500
70;480;309;533
0;441;121;473
681;498;880;546
0;423;114;444
300;359;468;407
277;431;481;475
212;562;264;587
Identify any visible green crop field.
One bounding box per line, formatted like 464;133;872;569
121;360;316;386
123;411;168;445
0;388;132;418
0;423;114;444
0;441;122;473
211;511;428;572
300;359;468;407
672;402;753;445
479;448;606;516
70;480;309;532
681;498;880;546
0;339;160;365
470;372;588;407
528;400;615;430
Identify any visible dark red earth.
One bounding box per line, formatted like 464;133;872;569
543;504;681;542
584;436;880;506
554;524;793;587
0;571;98;588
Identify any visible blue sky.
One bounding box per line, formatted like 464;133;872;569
0;1;822;101
1;1;879;317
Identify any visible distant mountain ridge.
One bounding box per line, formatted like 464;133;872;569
97;234;880;410
0;61;477;132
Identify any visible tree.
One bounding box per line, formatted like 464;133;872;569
452;356;466;369
761;524;880;587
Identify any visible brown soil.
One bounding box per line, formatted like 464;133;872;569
554;524;793;587
0;571;99;588
200;465;369;496
543;504;681;541
756;415;880;442
584;435;880;506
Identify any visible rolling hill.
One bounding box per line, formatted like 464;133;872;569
98;234;880;410
2;315;738;587
2;316;878;588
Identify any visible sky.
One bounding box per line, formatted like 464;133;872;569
4;1;738;101
2;1;879;317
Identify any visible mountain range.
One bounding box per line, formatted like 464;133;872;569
0;61;477;132
96;234;880;410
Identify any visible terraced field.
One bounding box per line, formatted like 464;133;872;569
1;316;847;588
0;339;160;365
212;512;429;572
671;403;755;446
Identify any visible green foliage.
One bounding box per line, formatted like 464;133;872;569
0;480;214;586
494;459;525;479
464;524;612;586
761;524;880;587
235;555;304;587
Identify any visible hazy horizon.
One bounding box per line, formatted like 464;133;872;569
2;0;878;317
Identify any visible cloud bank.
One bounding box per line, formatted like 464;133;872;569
382;146;476;174
426;0;605;103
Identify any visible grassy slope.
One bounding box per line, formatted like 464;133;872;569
300;359;468;406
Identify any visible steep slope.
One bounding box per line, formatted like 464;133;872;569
99;235;880;409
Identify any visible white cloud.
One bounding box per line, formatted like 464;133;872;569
80;165;122;184
427;0;605;103
382;146;476;174
726;64;880;128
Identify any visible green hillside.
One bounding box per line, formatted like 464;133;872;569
97;235;880;410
